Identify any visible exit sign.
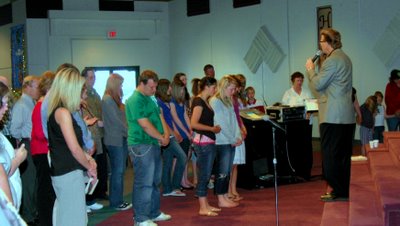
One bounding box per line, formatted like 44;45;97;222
107;30;117;39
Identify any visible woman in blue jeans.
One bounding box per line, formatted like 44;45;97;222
156;79;187;197
102;73;131;210
210;75;242;208
190;77;221;217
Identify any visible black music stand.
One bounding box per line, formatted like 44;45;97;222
263;116;286;226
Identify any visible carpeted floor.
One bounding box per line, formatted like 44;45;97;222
88;140;361;226
89;155;327;225
94;179;326;226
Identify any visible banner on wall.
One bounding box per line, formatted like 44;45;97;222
11;24;26;90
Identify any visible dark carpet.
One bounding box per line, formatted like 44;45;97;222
93;178;325;226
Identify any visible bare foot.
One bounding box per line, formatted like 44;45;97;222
199;210;218;217
207;205;221;212
218;196;239;208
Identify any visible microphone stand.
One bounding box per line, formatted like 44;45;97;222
263;116;286;226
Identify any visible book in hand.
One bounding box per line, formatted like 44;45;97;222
85;177;99;195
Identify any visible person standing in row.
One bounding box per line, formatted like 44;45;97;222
47;66;97;226
305;28;355;202
172;73;194;189
373;91;386;143
82;68;109;202
126;70;171;226
102;73;132;211
10;75;40;224
359;96;377;156
228;74;247;202
210;75;242;208
191;76;221;216
156;79;187;197
204;64;215;78
384;69;400;131
0;81;27;210
30;71;56;226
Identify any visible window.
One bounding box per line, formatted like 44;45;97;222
87;66;139;103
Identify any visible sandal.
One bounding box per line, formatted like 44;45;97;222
199;211;218;217
209;207;221;212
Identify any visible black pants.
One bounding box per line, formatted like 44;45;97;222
320;123;355;197
86;143;109;204
32;154;55;226
19;138;38;223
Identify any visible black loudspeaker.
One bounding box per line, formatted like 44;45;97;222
252;158;268;177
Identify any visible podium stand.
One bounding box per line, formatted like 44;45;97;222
237;117;313;189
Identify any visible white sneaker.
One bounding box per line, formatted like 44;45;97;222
207;181;214;189
162;190;186;197
87;202;103;211
134;220;157;226
152;212;171;222
86;206;92;213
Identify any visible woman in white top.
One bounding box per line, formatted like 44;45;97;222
0;82;27;210
282;72;313;106
281;72;314;180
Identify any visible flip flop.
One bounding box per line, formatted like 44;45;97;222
232;196;244;202
199;211;218;217
209;207;221;212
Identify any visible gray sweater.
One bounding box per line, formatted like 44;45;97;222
209;97;241;145
101;94;127;147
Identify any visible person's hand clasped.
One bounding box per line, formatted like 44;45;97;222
212;125;221;134
15;143;28;164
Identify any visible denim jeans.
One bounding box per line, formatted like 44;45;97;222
215;144;235;195
179;138;191;156
387;117;400;131
193;143;216;197
129;144;162;223
161;137;187;194
106;138;128;208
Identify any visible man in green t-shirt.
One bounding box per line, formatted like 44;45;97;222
125;70;171;226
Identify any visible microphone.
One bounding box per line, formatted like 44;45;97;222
312;50;322;62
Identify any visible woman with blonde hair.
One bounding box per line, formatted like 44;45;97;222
47;66;97;226
228;74;247;202
210;75;242;208
102;73;131;210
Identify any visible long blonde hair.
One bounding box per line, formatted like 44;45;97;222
47;66;85;117
104;73;124;109
214;75;237;107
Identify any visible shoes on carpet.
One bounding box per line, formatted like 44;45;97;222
134;220;158;226
87;202;104;211
181;185;194;190
152;212;171;222
162;190;186;197
320;193;348;202
115;202;132;211
207;181;214;189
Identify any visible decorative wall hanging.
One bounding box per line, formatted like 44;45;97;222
11;24;26;90
244;25;285;73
